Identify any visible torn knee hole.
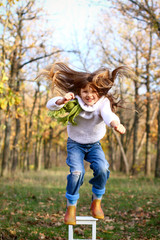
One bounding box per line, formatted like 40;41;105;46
72;171;81;175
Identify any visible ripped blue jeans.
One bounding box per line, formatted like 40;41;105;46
66;137;110;201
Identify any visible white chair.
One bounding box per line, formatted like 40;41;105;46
68;216;98;240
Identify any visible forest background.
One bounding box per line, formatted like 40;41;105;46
0;0;160;178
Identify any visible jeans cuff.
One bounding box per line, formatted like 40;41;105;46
65;192;79;201
92;187;105;195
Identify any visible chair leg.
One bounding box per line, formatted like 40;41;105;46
68;225;73;240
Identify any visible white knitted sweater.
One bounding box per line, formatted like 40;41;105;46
46;95;120;144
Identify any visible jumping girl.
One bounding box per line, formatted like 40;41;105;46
39;62;130;225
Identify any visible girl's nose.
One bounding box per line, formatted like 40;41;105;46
87;92;92;96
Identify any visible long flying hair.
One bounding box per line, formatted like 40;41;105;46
37;62;132;111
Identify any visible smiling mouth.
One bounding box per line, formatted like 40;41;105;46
86;98;94;101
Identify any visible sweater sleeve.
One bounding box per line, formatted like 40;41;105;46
46;97;65;110
100;98;120;127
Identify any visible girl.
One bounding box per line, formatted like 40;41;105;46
40;62;130;225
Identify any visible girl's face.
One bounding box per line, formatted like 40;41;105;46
80;85;100;106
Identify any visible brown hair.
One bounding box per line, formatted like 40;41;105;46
37;62;132;111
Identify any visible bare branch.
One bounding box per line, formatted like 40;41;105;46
19;50;79;69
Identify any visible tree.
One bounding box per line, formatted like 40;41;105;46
155;97;160;178
111;0;160;176
114;0;160;37
90;2;159;176
0;0;74;175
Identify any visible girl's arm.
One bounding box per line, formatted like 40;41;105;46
100;98;126;135
56;92;75;105
46;92;75;110
46;97;64;110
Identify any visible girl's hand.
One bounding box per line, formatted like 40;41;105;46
110;120;126;134
114;124;126;134
63;92;75;103
56;92;75;105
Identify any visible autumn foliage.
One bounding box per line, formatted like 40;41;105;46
0;0;159;177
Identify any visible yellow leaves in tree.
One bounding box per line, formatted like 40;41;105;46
0;0;19;7
0;87;21;111
1;71;8;82
7;89;18;106
0;82;5;94
0;98;7;110
0;72;9;109
16;107;24;118
7;0;19;6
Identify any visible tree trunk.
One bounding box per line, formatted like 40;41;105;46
44;139;48;169
23;88;38;171
119;80;125;173
107;130;116;171
145;96;151;176
0;5;9;166
112;129;129;174
1;36;18;176
34;142;39;171
119;107;125;173
137;103;158;157
155;98;160;178
11;12;23;173
120;134;125;172
11;76;21;172
34;82;41;171
145;28;152;176
11;117;21;172
44;126;53;169
131;72;139;174
1;104;11;176
48;127;53;168
55;144;60;167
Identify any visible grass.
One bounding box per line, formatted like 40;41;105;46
0;168;160;240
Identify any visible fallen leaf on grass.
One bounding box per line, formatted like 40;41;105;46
53;237;65;240
39;202;45;206
104;216;114;222
17;209;24;214
58;210;63;215
39;233;45;239
55;222;62;226
9;229;16;236
104;225;115;231
128;195;134;199
120;226;125;230
47;197;56;201
16;222;21;226
74;227;84;236
135;207;143;212
51;216;57;222
79;206;88;212
98;225;115;233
